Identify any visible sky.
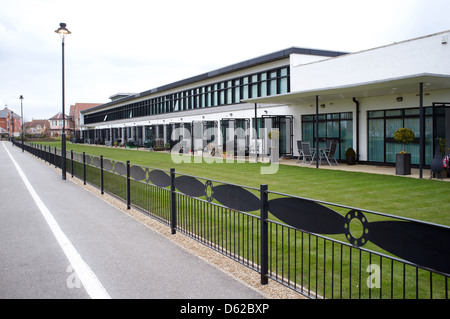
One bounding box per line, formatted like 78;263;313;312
1;0;449;121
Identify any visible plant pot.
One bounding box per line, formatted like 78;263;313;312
346;156;356;165
396;153;411;175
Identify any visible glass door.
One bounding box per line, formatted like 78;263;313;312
263;115;293;156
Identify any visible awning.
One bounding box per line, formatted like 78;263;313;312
244;73;450;105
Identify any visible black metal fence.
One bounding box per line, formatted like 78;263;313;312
16;141;450;299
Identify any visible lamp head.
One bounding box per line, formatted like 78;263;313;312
55;23;71;40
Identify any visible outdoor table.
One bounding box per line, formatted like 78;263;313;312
311;148;330;165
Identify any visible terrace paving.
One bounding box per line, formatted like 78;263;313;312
280;158;450;181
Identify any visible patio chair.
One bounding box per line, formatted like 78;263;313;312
321;140;339;165
295;140;304;163
301;142;315;166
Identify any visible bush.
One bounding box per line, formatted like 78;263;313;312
393;128;415;144
345;148;355;157
394;128;415;152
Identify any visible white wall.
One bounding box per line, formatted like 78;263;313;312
291;31;450;92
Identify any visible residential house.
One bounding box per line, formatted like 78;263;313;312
48;112;71;138
0;107;22;138
48;103;101;139
69;103;102;140
25;119;50;137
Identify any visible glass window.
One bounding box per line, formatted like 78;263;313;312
386;109;402;117
213;84;218;106
279;71;288;94
226;81;232;104
367;107;436;165
302;112;353;160
260;73;267;97
84;66;291;122
269;71;277;95
234;80;240;103
368;118;384;162
242;77;249;100
368;110;384;118
251;75;258;98
219;83;225;105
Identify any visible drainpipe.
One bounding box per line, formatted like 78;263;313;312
315;96;319;168
352;97;360;163
419;82;424;178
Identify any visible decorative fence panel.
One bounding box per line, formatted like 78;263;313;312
16;141;450;299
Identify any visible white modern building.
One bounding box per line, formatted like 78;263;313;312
81;30;450;170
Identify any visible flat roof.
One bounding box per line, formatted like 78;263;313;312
83;47;348;114
245;73;450;105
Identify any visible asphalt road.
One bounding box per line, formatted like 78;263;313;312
0;141;264;299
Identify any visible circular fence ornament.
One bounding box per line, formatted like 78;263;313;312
205;180;214;202
344;210;369;246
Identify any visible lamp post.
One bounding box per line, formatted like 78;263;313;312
55;23;71;180
10;111;14;141
19;95;24;152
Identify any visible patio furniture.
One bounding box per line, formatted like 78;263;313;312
321;140;339;165
295;140;304;163
301;142;315;166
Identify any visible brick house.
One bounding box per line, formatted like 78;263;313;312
48;103;101;139
0;107;22;138
25;119;50;137
69;103;102;140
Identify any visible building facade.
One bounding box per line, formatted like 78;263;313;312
81;31;450;167
48;112;71;137
49;103;101;139
69;103;102;140
25;119;49;136
0;107;22;138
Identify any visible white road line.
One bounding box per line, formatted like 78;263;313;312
2;142;111;299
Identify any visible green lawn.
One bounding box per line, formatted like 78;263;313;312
37;141;450;226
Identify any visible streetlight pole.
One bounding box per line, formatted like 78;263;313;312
20;95;24;152
10;111;14;142
55;23;71;180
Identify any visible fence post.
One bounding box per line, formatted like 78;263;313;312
260;184;269;285
170;168;177;235
83;152;86;185
71;150;74;178
100;155;104;195
126;161;131;210
54;147;57;168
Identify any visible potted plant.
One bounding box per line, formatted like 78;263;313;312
393;127;415;175
345;148;356;165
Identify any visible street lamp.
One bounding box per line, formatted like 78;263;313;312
10;111;14;141
55;22;71;180
20;95;24;152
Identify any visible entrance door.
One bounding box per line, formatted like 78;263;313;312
221;119;250;155
262;115;293;156
433;102;450;156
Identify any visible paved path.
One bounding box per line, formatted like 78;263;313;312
0;141;264;299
